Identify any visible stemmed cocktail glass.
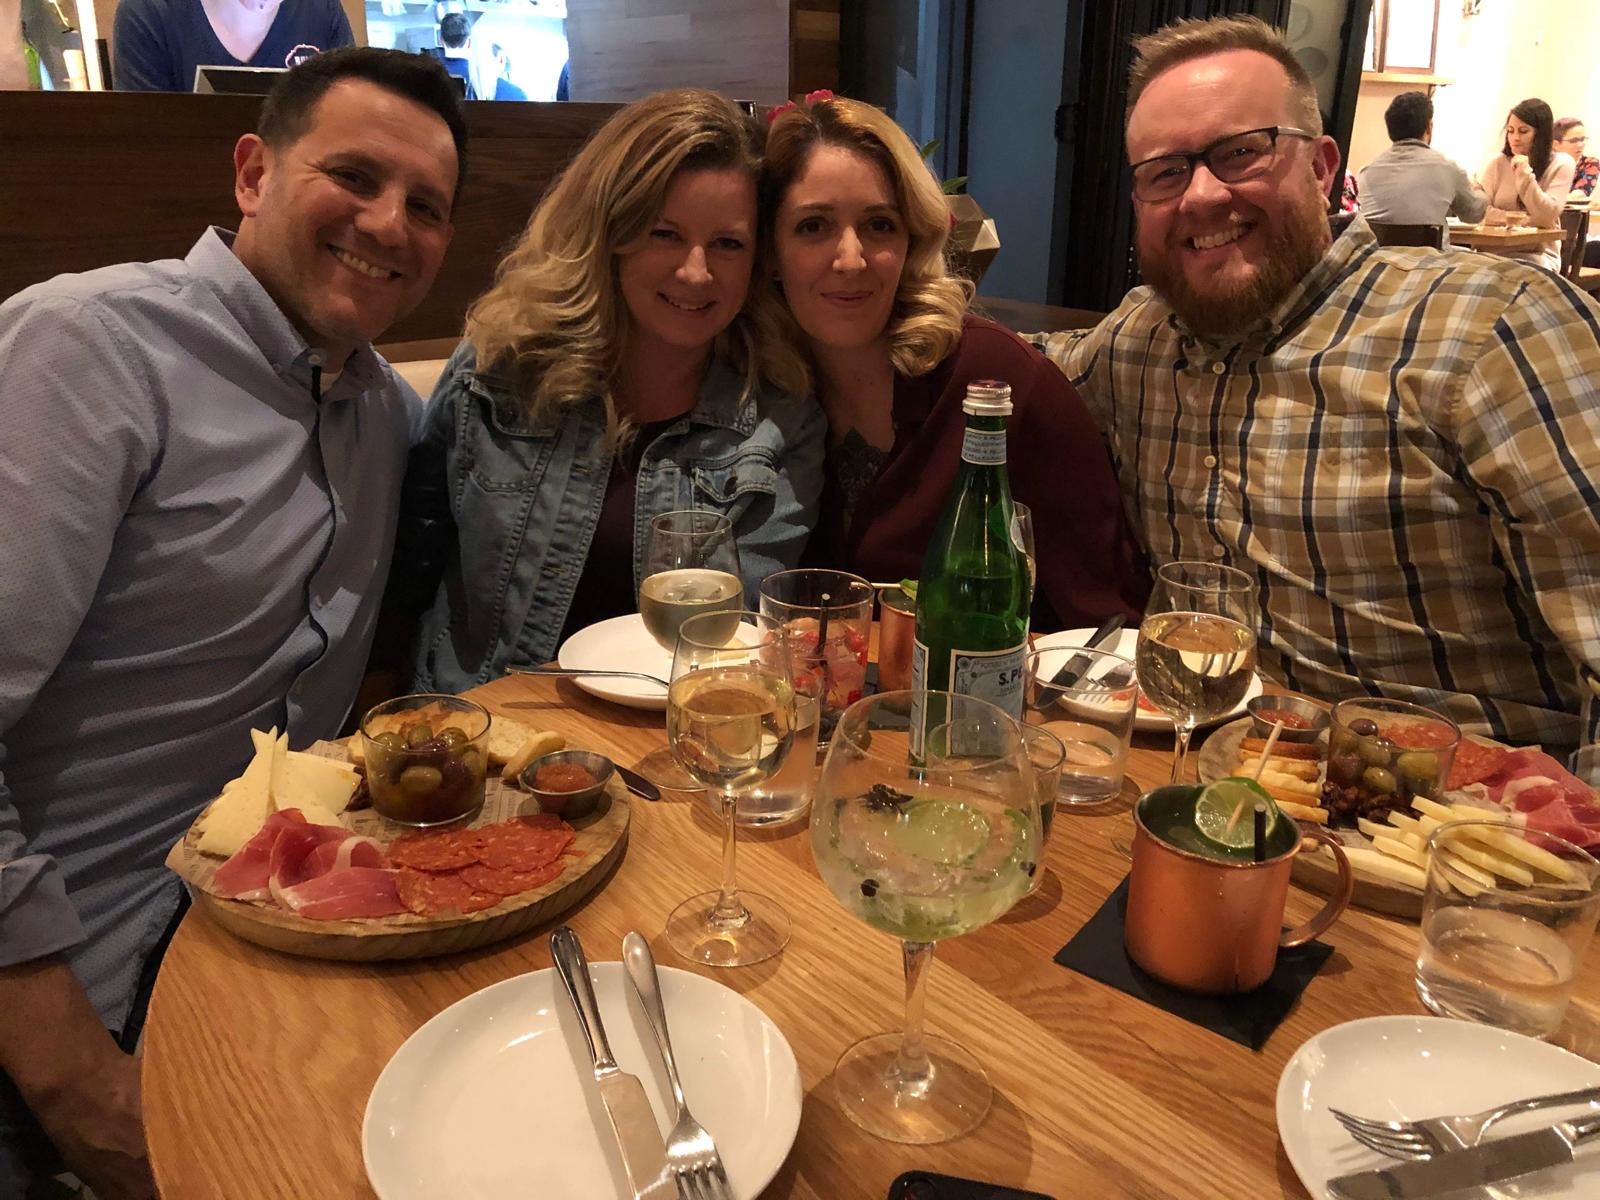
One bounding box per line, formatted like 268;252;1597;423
810;691;1040;1143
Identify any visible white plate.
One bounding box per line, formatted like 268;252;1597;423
559;613;672;710
363;963;802;1200
1276;1015;1600;1200
1033;626;1264;733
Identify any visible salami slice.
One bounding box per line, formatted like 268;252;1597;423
460;860;566;897
388;830;477;872
395;867;501;916
469;823;574;872
520;814;569;831
1446;738;1514;791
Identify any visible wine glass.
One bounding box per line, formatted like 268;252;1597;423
1136;560;1258;784
810;691;1040;1143
665;610;797;966
639;510;744;652
636;510;744;790
1009;501;1036;603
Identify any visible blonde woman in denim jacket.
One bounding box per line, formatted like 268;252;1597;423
398;90;824;692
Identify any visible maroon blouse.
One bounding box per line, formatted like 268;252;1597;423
808;315;1148;630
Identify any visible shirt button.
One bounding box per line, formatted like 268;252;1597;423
1211;544;1226;559
1203;453;1218;468
1210;361;1226;375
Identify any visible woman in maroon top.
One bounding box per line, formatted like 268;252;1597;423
760;94;1147;630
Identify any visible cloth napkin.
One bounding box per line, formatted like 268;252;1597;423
1053;875;1333;1051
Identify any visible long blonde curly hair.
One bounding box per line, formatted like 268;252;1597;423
464;88;807;425
760;95;972;386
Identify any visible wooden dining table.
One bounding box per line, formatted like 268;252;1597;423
141;671;1600;1199
1447;223;1567;253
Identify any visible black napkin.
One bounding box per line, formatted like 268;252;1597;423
1054;876;1333;1051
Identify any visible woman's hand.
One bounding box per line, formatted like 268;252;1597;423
1511;153;1534;183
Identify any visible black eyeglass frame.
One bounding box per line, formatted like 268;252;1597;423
1128;125;1318;202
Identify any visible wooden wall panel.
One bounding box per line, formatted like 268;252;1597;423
566;0;790;103
0;92;621;344
789;0;839;97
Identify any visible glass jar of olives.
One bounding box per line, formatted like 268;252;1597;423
360;694;492;827
1324;697;1460;824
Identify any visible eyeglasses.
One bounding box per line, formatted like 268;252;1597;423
1129;126;1317;202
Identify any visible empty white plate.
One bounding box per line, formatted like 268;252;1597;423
558;614;673;710
363;963;802;1200
1276;1014;1600;1199
1033;626;1264;733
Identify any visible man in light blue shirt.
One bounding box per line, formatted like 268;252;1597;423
0;47;464;1198
1358;91;1487;236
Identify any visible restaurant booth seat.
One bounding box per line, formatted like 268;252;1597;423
1368;222;1446;251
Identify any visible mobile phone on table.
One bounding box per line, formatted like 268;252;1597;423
887;1170;1057;1200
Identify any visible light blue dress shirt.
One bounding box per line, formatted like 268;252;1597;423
0;228;418;1038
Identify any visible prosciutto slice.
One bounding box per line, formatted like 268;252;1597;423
212;809;407;919
1468;749;1600;851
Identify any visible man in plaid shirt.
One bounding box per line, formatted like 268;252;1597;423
1032;15;1600;781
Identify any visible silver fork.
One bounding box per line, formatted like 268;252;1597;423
1330;1085;1600;1160
622;932;735;1200
509;666;670;687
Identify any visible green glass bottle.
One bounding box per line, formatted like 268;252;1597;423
909;379;1030;752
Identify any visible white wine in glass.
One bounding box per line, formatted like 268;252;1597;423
1135;561;1258;786
810;691;1039;1144
639;510;743;652
664;610;796;967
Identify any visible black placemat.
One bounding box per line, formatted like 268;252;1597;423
1054;876;1334;1050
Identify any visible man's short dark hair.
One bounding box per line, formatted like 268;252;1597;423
257;46;469;207
1385;92;1433;142
440;13;471;49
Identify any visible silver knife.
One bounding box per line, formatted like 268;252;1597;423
1042;614;1127;692
550;927;670;1199
1327;1112;1600;1198
614;764;663;802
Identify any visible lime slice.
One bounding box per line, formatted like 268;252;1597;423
891;799;990;865
1194;776;1279;850
899;578;918;600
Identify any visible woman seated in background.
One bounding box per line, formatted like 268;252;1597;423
399;89;824;693
761;94;1147;631
1481;98;1574;271
1555;117;1597;198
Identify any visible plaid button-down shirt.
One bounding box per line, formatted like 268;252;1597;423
1031;218;1600;782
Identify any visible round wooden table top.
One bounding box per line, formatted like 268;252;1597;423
142;672;1600;1199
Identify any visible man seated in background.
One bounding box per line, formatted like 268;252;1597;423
1032;15;1600;782
1357;90;1486;236
113;0;353;91
439;11;474;99
0;47;463;1198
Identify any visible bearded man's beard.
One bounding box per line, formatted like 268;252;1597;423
1137;181;1334;340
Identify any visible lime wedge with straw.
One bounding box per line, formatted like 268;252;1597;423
1194;776;1279;851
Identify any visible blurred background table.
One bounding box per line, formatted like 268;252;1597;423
1448;224;1566;253
142;668;1600;1199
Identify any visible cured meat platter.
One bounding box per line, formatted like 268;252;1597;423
167;741;630;962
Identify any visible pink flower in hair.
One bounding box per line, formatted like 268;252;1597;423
765;89;837;125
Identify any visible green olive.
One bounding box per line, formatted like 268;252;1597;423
437;727;469;751
1358;736;1395;767
404;723;435;748
1362;766;1398;795
458;747;486;778
399;765;444;795
1396;751;1439;786
375;731;405;752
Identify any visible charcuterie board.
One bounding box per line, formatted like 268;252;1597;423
166;741;631;962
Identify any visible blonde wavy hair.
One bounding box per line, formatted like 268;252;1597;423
761;96;972;385
464;88;806;427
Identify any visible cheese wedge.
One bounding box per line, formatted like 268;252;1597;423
1340;844;1429;890
195;727;278;857
281;751;359;814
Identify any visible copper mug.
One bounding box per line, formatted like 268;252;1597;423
1125;785;1354;995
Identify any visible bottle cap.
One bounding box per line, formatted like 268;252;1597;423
962;379;1013;416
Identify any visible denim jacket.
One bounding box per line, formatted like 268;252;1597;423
401;341;826;693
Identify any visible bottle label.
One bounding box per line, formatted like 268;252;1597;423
908;639;1026;757
960;428;1007;465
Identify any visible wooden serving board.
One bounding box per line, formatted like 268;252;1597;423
166;741;631;961
1197;717;1424;920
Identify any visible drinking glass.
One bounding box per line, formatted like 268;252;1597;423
759;568;873;740
639;510;744;652
811;691;1040;1143
1136;560;1258;784
1010;501;1036;602
1021;724;1065;895
665;610;796;966
1416;820;1600;1039
876;584;918;692
1024;646;1138;807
